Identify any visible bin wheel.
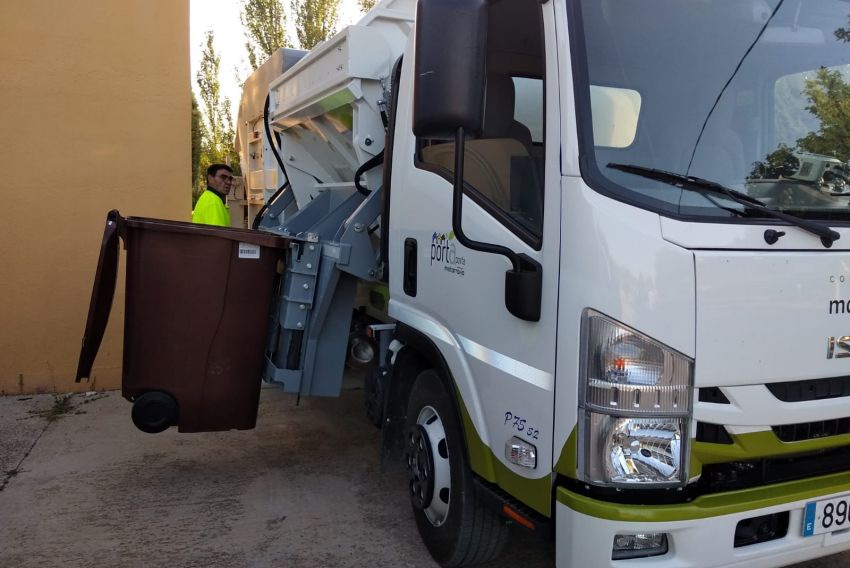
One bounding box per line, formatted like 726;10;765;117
131;392;178;434
404;370;509;566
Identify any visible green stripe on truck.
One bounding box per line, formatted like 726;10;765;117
692;430;850;478
456;390;552;517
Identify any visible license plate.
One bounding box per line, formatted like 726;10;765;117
803;495;850;536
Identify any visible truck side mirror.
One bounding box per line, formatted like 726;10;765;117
411;0;542;322
412;0;488;139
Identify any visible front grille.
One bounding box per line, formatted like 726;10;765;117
558;442;850;507
699;387;730;404
696;422;733;444
767;376;850;402
773;418;850;442
697;445;850;494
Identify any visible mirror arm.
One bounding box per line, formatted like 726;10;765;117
451;128;542;322
451;128;521;271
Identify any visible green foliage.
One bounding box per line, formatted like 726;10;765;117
291;0;341;50
798;67;850;162
29;394;76;423
358;0;377;11
749;144;800;179
241;0;289;70
191;93;203;191
835;16;850;43
774;73;818;148
195;31;240;198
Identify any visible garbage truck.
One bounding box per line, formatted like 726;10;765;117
77;0;850;565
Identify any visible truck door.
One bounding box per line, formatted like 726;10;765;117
387;0;560;516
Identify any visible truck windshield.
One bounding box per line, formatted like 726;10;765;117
574;0;850;221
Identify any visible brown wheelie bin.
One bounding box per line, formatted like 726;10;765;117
76;210;289;433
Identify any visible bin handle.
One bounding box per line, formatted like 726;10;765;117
75;210;125;382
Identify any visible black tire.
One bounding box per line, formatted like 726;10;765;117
131;391;178;434
364;365;386;428
404;370;509;567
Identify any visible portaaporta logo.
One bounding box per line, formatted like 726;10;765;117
430;231;466;276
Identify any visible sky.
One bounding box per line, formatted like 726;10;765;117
190;0;365;113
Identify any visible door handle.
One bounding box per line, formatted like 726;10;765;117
403;238;417;297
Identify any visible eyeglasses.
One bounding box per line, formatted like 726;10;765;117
216;173;234;182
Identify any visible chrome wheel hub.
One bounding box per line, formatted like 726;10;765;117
406;405;451;526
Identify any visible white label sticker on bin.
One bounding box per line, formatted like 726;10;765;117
238;243;261;259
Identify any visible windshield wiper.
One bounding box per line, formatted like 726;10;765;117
607;163;841;247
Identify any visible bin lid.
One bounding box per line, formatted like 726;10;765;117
125;216;291;248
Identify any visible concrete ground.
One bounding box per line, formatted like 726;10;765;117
0;382;847;568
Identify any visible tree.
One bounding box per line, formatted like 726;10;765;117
749;144;800;179
241;0;289;70
835;16;850;43
195;31;240;196
358;0;377;11
797;67;850;162
191;93;204;191
291;0;341;50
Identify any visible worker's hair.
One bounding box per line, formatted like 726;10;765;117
206;163;233;178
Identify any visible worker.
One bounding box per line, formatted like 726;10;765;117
192;164;233;226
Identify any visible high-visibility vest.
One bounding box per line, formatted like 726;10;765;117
192;190;231;227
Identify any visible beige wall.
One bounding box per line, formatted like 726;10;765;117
0;1;190;394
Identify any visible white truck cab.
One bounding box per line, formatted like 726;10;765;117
383;1;850;564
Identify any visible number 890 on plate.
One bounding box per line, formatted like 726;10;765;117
803;495;850;536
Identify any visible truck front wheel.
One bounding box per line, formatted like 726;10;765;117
404;370;509;566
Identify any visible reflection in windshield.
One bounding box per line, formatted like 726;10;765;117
578;0;850;220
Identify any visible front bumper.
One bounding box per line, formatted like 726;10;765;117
556;471;850;567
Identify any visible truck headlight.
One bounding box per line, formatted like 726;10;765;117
579;311;693;487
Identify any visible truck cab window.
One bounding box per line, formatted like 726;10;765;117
513;76;544;145
577;0;850;222
416;0;545;247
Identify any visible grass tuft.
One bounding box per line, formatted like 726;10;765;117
29;394;77;422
